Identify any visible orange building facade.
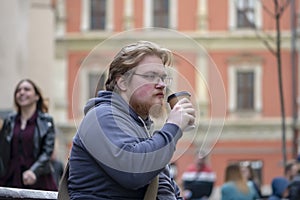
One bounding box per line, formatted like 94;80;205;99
55;0;300;196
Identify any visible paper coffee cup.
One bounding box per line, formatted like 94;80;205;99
167;91;194;131
167;91;191;109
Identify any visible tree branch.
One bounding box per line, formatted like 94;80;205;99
278;0;291;16
263;39;277;56
254;29;277;56
259;0;276;18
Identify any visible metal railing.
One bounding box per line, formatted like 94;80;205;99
0;187;57;200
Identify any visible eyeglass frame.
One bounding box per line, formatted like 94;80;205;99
132;72;173;85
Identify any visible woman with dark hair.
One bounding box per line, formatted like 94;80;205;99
0;79;57;191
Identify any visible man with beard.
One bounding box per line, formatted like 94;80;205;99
67;41;196;200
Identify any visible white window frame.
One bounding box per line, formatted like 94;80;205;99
79;66;107;115
228;0;262;30
81;0;114;32
228;63;262;114
144;0;177;29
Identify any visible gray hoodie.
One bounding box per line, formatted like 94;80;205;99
68;91;183;199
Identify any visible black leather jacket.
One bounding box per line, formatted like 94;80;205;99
0;111;56;177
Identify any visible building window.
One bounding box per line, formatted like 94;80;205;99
79;68;107;114
144;0;177;29
153;0;169;28
88;73;99;98
236;0;255;28
90;0;106;30
228;63;262;115
88;72;107;98
237;71;254;110
81;0;113;31
228;0;262;30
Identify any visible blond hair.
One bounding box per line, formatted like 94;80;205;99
225;163;250;194
105;41;173;92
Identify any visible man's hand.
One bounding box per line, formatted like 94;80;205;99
167;98;195;131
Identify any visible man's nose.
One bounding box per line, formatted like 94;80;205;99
156;79;166;88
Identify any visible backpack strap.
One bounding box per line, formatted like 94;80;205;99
57;159;159;200
57;159;70;200
144;175;159;200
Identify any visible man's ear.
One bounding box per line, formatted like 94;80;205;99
116;76;127;91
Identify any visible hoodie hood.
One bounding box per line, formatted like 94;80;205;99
84;91;123;115
84;91;153;130
271;177;289;197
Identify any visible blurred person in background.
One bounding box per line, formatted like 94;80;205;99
268;177;290;200
241;164;262;198
181;151;216;200
221;163;259;200
289;156;300;200
0;79;57;191
284;160;298;182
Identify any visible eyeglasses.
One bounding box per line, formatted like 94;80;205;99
133;72;173;85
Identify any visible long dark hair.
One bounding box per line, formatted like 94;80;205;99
14;79;48;113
